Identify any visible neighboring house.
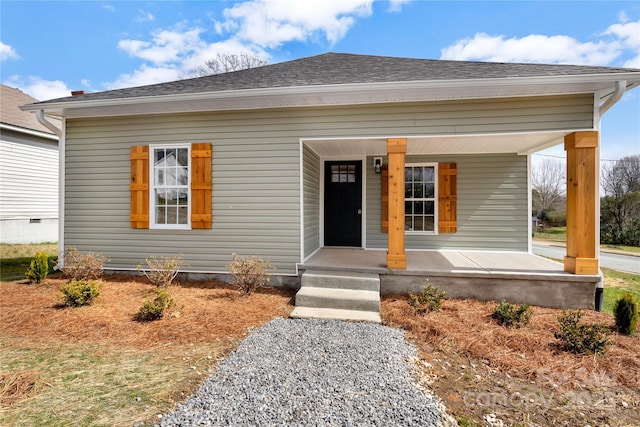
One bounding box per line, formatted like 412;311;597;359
21;53;640;309
1;85;59;244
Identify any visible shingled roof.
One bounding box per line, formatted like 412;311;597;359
31;52;639;105
1;85;57;134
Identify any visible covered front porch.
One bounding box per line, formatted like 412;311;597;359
299;248;601;309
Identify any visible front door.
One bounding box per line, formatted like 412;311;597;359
324;160;362;247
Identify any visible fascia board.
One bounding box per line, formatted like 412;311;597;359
21;72;640;119
0;123;59;141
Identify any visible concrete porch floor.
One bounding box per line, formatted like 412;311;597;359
299;248;602;309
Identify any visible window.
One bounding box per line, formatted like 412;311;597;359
150;145;190;229
404;163;437;233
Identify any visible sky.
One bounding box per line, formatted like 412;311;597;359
1;0;639;165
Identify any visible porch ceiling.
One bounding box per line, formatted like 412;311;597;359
304;130;571;156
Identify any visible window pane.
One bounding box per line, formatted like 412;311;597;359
178;190;188;206
331;165;339;173
166;207;178;224
413;183;423;198
425;201;435;215
347;174;355;183
177;148;188;166
155;149;165;163
414;201;423;214
405;215;412;230
424;216;435;231
156;207;166;224
339;173;347;183
178;207;188;224
178;167;188;185
413;167;422;181
405;201;412;214
331;173;339;183
405;183;412;198
347;164;355;173
340;165;347;173
156;190;166;205
423;167;434;181
405;168;413;182
425;183;435;198
167;190;177;205
414;216;424;231
166;149;177;166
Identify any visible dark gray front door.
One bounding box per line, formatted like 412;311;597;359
324;161;362;247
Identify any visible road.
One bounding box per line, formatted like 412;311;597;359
532;243;640;274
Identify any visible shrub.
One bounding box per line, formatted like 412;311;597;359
554;310;610;355
57;247;107;280
492;300;532;328
408;282;446;314
136;255;185;287
60;280;100;307
25;252;50;284
227;253;275;296
136;288;174;322
614;293;638;335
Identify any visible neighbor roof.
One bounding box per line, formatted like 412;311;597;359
27;52;640;106
1;84;57;135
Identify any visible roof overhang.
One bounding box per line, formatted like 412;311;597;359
0;122;58;141
304;130;578;157
20;73;640;119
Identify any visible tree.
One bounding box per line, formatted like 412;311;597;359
188;53;268;77
600;155;640;246
532;159;566;215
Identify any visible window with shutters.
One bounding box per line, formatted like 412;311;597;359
404;163;437;233
150;144;191;229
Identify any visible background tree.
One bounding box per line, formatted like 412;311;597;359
531;159;566;222
188;53;268;77
600;155;640;246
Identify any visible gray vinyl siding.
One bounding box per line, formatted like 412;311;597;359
303;145;320;258
366;154;529;251
64;94;591;273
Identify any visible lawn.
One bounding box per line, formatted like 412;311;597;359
0;243;58;282
603;268;640;313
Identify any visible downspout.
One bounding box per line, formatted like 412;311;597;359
36;110;65;268
593;81;626;311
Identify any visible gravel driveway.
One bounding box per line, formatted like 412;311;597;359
160;317;445;426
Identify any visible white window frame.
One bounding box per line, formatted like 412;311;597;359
405;162;438;235
149;143;191;230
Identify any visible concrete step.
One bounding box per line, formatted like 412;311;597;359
290;306;381;324
295;286;380;312
301;270;380;292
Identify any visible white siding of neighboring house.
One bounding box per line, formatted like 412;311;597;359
0;130;59;243
62;94;593;274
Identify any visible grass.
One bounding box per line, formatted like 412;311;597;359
0;243;58;282
602;267;640;313
1;337;226;426
533;226;567;242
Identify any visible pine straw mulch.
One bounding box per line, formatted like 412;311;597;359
0;274;294;349
382;295;640;426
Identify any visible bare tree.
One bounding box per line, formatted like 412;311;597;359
600;155;640;245
188;53;268;77
532;159;566;214
601;155;640;197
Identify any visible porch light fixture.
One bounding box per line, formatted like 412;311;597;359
374;157;382;174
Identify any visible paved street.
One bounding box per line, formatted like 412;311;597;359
533;243;640;274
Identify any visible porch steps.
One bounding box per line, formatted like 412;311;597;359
290;270;381;323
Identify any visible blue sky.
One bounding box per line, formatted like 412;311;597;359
1;0;639;163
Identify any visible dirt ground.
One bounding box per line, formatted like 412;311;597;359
1;275;638;426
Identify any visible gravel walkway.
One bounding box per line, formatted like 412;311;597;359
159;317;445;426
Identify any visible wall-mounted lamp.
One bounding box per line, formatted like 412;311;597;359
373;157;383;174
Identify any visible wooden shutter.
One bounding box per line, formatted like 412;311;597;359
191;143;212;229
381;164;389;233
130;146;149;229
438;162;457;233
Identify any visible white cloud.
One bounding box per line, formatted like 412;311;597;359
102;3;115;12
3;75;72;101
441;18;640;68
387;0;411;13
118;26;204;64
1;41;19;61
216;0;374;48
134;9;155;23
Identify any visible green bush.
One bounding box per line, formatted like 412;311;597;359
614;293;638;335
25;252;50;284
408;282;446;314
554;310;610;355
492;300;532;328
227;253;275;296
60;280;100;307
136;288;174;322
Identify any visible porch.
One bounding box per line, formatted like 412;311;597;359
299;248;601;309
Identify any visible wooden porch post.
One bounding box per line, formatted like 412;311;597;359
386;138;407;269
564;131;599;275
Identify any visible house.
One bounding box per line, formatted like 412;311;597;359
21;53;640;317
1;85;59;244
